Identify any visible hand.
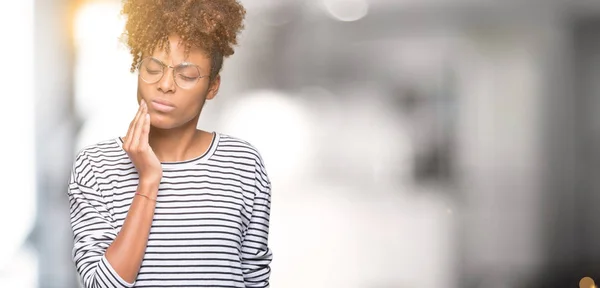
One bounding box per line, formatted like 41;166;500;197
123;100;162;185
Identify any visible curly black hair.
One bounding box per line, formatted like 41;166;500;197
121;0;246;81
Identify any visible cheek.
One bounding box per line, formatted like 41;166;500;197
137;83;156;103
183;87;209;108
181;95;205;114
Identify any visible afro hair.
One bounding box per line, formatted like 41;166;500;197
121;0;246;80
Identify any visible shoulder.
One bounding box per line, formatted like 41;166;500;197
71;138;123;179
216;133;267;166
216;133;271;183
74;137;122;162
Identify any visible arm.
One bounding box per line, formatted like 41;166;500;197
69;154;160;288
241;160;273;288
70;101;162;287
104;180;159;282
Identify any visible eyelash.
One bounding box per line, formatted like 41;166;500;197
178;75;196;81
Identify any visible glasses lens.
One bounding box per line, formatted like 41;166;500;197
174;64;201;89
139;58;163;83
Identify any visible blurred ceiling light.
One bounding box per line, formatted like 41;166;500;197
322;0;369;22
74;1;124;49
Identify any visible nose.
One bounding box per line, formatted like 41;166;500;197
157;66;176;93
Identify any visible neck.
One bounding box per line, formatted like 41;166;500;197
148;115;206;162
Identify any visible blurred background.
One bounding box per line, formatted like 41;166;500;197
2;0;600;287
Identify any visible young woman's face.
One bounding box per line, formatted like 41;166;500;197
137;34;220;130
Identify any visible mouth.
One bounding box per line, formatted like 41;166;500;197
150;99;176;113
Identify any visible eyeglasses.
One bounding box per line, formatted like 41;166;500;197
138;57;207;89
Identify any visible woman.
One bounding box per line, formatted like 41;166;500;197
67;1;272;287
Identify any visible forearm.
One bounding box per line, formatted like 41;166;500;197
105;180;159;283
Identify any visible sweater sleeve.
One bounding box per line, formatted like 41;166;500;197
68;152;135;288
241;156;273;288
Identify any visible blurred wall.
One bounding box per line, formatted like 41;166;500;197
33;0;79;287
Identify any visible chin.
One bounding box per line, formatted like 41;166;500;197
148;114;181;130
149;110;200;130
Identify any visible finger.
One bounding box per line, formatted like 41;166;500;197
125;103;143;144
125;102;145;147
131;102;147;150
140;113;150;147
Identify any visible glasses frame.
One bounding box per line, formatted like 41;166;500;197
137;57;208;89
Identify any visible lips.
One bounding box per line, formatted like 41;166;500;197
151;99;176;113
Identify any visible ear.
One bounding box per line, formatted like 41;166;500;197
206;75;221;100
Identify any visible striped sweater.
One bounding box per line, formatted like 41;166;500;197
68;132;272;287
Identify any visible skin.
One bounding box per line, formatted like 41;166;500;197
103;34;221;283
